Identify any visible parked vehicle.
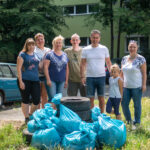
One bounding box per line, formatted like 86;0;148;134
0;62;21;107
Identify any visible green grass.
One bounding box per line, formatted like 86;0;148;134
0;97;149;150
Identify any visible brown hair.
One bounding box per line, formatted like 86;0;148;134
22;38;35;53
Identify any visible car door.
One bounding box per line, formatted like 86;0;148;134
0;64;21;101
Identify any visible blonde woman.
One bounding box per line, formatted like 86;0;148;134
44;35;69;102
17;38;40;124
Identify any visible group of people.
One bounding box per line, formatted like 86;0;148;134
17;29;147;130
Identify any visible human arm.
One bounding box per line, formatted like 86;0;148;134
140;62;147;92
17;56;25;90
64;63;69;88
118;78;123;101
80;58;86;85
44;59;51;87
105;57;112;73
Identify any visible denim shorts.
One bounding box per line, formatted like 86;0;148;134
86;77;105;97
106;97;121;115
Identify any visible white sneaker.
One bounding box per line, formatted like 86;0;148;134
132;125;137;130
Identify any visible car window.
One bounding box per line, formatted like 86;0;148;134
10;65;17;77
0;65;13;78
0;68;3;77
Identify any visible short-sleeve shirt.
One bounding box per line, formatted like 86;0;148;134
82;44;109;77
64;47;82;82
45;51;68;82
121;54;146;88
34;46;51;77
19;52;39;81
109;77;122;98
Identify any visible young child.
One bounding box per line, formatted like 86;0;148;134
106;64;123;120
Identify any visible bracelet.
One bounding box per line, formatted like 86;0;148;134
81;77;85;78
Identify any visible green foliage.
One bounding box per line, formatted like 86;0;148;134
0;0;65;58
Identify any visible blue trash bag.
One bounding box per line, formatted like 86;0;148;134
31;127;61;149
51;93;62;105
91;106;101;121
97;114;126;148
62;122;97;150
27;120;38;133
58;104;81;134
28;103;55;131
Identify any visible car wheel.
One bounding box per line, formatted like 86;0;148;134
61;97;91;111
23;128;33;144
0;92;4;107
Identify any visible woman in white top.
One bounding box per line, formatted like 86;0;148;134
121;40;147;127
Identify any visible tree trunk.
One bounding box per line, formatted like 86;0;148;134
110;1;114;59
117;0;123;58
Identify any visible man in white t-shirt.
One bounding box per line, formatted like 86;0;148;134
80;29;112;113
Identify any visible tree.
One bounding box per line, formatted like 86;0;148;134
0;0;65;59
91;0;117;59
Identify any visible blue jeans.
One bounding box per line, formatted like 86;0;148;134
45;80;65;102
121;87;142;124
86;77;105;98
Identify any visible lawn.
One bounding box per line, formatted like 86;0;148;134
0;97;149;150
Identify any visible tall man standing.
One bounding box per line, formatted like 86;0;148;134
65;33;86;96
80;30;112;113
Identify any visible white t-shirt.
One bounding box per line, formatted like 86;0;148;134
34;46;50;61
109;77;121;98
121;54;146;88
82;44;109;77
34;46;51;77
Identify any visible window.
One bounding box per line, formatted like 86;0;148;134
0;65;13;78
76;5;86;14
10;65;17;77
126;35;149;52
64;4;98;15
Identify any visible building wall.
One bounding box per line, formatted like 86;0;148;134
54;0;149;58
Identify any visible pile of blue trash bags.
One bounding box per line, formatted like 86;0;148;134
28;93;126;150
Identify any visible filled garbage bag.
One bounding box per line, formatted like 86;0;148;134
31;127;61;149
58;104;81;134
97;114;126;148
91;106;101;121
62;122;97;150
28;103;55;132
51;93;62;105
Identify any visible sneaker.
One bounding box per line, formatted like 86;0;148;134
25;117;29;124
132;125;137;130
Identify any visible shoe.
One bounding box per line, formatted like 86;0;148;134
132;125;136;130
25;117;29;124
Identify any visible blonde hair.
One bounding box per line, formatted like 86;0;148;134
52;35;64;49
111;64;120;73
71;33;80;40
34;33;44;41
22;38;35;53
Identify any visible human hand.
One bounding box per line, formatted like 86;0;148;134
47;80;52;87
64;82;68;88
142;85;146;92
19;81;25;90
81;77;86;85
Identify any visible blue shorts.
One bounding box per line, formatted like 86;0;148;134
86;77;105;98
106;97;121;115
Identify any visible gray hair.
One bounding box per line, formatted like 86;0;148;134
90;29;101;37
71;33;80;40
